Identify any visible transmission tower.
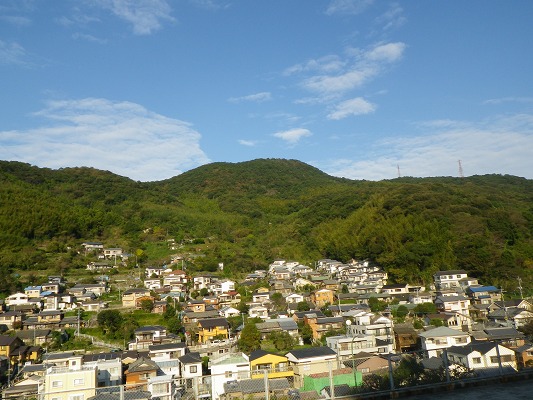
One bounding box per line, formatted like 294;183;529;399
458;160;464;178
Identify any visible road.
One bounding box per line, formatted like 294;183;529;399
403;379;533;400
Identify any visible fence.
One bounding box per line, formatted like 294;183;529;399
3;343;532;400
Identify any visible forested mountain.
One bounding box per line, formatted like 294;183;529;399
1;159;533;295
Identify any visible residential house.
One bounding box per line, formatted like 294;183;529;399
129;325;171;350
144;279;161;291
446;341;517;372
345;352;389;375
147;375;176;400
248;305;269;320
310;289;335;308
0;311;24;329
0;335;24;364
285;346;338;387
39;362;97;400
212;279;236;296
210;353;250;400
125;356;160;389
223;378;292;400
162;270;188;287
305;314;344;340
515;343;533;368
381;284;409;295
187;300;208;313
178;352;206;395
393;324;419;353
251;288;270;304
247;349;294;380
219;306;240;319
145;267;167;278
103;248;123;259
5;292;29;307
466;286;501;305
25;286;43;299
68;283;108;298
193;274;216;291
434;295;472;330
433;270;469;291
218;291;241;308
285;293;304;305
122;288;151;308
487;307;533;329
255;318;300;341
196;317;229;343
418;326;471;358
82;352;123;386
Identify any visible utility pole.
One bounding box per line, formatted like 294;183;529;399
518;277;524;300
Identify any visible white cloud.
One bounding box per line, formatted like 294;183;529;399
238;139;257;147
0;98;210;181
297;42;406;94
327;97;376;120
321;113;533;180
94;0;175;35
0;39;27;65
0;15;31;26
72;32;108;44
376;3;406;32
228;92;272;103
284;55;345;76
365;42;405;62
483;97;533;105
273;128;312;145
326;0;374;16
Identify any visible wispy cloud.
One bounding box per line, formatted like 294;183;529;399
238;139;258;147
0;98;210;181
283;55;345;76
296;42;406;94
325;0;374;16
188;0;230;11
0;39;28;66
0;15;31;26
94;0;175;35
375;3;406;32
72;32;108;44
327;97;376;120
321;113;533;180
228;92;272;103
483;97;533;105
273;128;312;145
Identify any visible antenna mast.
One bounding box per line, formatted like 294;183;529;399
458;160;464;178
397;164;401;178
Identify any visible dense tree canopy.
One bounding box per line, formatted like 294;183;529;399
1;159;533;295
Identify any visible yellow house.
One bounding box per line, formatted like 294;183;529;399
122;288;151;308
196;317;229;344
248;349;294;380
311;288;335;308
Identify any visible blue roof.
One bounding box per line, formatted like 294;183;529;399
469;286;498;292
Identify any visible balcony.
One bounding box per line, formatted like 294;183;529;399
250;366;294;378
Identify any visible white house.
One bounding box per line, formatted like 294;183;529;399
446;342;517;372
433;270;469;290
418;326;471;358
210;353;250;400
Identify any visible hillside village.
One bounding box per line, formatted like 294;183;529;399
1;242;533;399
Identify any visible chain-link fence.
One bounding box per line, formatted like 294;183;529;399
2;342;531;400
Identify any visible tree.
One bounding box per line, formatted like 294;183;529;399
297;301;310;312
97;310;123;335
271;292;287;312
413;302;436;316
140;298;154;313
299;322;313;345
368;297;387;312
238;323;261;353
268;331;295;352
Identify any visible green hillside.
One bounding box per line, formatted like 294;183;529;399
1;159;533;296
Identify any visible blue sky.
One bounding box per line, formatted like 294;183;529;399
1;0;533;182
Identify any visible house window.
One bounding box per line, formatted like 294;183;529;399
472;357;481;364
69;395;84;400
225;371;233;378
52;381;63;388
490;356;499;363
501;355;513;362
360;367;370;373
74;378;85;385
455;337;467;344
190;365;197;373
